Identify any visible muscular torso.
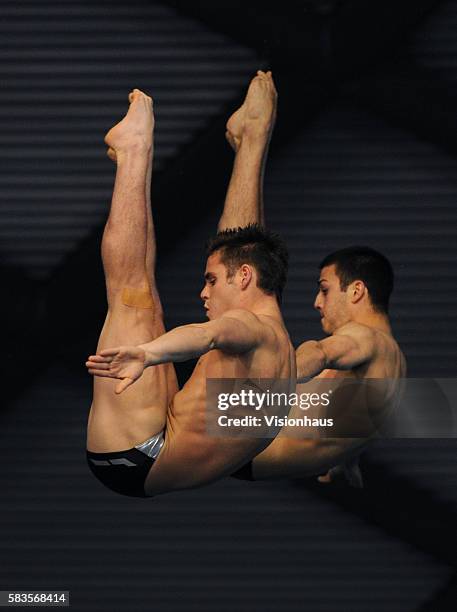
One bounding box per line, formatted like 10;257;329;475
252;325;406;480
145;314;295;494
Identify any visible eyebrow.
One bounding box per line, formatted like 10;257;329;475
205;272;215;281
318;278;327;286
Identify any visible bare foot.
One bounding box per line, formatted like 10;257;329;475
226;71;277;152
104;89;154;162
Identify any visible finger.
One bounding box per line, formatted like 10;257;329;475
317;468;336;483
87;368;117;378
99;348;120;357
85;360;111;370
88;354;112;363
115;378;133;394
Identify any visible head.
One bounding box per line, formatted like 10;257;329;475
201;224;288;319
315;246;394;334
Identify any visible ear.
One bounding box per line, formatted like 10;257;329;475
349;280;366;304
239;264;253;290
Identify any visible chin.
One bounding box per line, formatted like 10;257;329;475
320;320;333;335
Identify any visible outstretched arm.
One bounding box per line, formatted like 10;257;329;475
218;71;277;231
145;309;263;363
86;309;266;393
297;324;376;380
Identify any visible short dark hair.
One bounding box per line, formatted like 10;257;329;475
206;224;289;303
319;246;394;313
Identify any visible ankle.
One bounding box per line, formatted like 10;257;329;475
237;128;270;154
243;120;273;145
114;138;152;159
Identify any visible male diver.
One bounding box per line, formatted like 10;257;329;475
86;72;296;497
244;246;407;483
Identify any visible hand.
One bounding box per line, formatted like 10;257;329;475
318;457;364;488
86;346;146;394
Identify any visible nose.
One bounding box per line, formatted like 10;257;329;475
200;285;208;301
314;292;322;311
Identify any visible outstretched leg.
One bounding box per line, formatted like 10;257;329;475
218;70;277;231
87;89;178;453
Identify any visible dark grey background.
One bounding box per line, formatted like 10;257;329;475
2;1;457;610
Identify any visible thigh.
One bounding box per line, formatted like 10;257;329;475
88;297;178;452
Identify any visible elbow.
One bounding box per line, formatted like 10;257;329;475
200;326;217;352
302;340;328;374
314;341;329;368
184;323;217;355
203;326;219;352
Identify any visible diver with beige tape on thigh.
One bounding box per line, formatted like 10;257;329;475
86;72;295;497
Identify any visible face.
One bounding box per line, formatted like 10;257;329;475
200;252;240;320
314;264;351;334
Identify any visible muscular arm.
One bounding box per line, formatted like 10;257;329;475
86;309;267;392
140;309;264;365
297;324;376;380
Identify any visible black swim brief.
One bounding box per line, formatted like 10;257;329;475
231;460;255;481
86;431;164;498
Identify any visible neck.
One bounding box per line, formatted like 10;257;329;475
242;292;283;320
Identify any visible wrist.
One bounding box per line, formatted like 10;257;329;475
138;344;159;367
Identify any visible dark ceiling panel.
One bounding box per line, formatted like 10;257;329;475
0;0;258;279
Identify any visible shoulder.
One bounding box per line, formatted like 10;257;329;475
220;308;262;325
333;322;376;343
333;322;402;362
221;309;278;343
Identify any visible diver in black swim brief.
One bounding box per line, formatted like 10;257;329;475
87;432;164;497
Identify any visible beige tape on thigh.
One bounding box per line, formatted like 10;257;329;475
121;285;155;309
